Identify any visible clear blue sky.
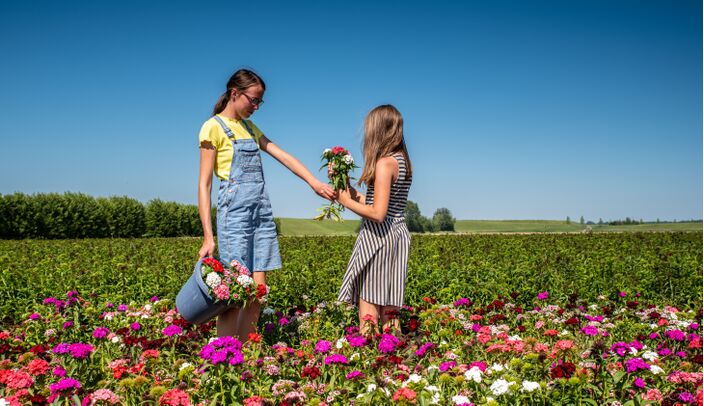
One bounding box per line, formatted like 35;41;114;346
0;0;701;221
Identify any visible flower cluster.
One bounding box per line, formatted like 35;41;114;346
199;257;269;306
314;146;357;221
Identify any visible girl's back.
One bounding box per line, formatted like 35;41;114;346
364;152;411;220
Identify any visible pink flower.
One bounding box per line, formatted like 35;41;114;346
159;388;191;406
213;284;230;300
162;325;182;337
314;340;332;353
392;387;417;402
324;354;348;365
537;291;549;300
89;389;120;405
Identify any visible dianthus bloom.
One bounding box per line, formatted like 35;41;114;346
415;342;434;357
92;327;110;339
159;388;191;406
581;325;599;336
378;334;400;354
454;298;471;307
324;354;348;365
346;370;365;380
69;343;95;359
314;340;332;353
130;322;141;331
117;304;128;312
200;336;243;366
664;329;686;342
89;389;121;405
346;335;367;348
243;396;266;406
27;358;50;376
624;358;650;373
162;325;182;337
50;378;81;394
537;291;549;300
633;377;645;389
439;361;457;372
393;387;417;402
3;370;34;389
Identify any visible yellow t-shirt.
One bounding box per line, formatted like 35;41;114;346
198;115;265;180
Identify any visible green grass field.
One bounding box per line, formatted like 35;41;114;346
278;218;702;236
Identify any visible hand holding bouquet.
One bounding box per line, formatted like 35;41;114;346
200;258;269;306
314;146;357;221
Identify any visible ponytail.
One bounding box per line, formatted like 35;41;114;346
212;69;266;116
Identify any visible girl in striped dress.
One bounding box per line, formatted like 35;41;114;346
336;104;412;334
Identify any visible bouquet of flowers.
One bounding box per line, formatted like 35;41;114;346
314;146;357;221
200;257;269;306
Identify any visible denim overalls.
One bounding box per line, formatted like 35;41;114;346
213;116;281;273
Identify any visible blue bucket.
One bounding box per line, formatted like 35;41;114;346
176;258;230;324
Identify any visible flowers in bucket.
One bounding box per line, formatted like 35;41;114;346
201;258;269;306
314;146;357;221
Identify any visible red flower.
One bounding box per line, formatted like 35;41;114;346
331;146;347;155
301;366;320;379
248;333;261;343
26;358;50;376
550;360;576;379
202;258;224;273
407;317;419;332
256;284;268;299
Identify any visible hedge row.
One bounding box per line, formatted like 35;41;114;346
0;193;216;239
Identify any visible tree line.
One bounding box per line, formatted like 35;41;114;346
404;201;456;232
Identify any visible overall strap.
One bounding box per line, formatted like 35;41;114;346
240;119;256;138
212;116;236;140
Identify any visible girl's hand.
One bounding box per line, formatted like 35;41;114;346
337;187;352;206
199;239;216;259
311;179;336;201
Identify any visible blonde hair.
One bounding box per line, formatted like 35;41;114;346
358;104;412;186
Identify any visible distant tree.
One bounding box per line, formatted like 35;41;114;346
432;208;455;232
598;218;603;225
404;201;426;232
580;216;585;225
566;216;571;224
656;218;660;223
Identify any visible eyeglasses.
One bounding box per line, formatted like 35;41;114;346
241;93;264;107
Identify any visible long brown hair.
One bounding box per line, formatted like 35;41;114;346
212;69;266;116
358;104;412;186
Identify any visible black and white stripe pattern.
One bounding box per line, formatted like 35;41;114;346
337;153;412;308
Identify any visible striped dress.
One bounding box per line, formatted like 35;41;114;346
338;153;412;307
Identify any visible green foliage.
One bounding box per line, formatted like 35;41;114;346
405;200;435;232
273;217;281;235
0;233;700;324
432;207;455;232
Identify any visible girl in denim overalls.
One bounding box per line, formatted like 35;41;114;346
198;69;335;340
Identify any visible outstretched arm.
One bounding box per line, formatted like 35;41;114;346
259;135;335;201
337;157;397;223
198;143;217;258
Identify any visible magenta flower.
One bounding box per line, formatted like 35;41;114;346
92;327;110;339
625;358;650;373
439;361;457;372
150;296;159;302
619;291;627;297
117;304;128;312
314;340;332;353
229;351;245;365
69;343;94;359
415;342;434;357
634;377;645;388
279;317;289;326
664;329;686;341
62;321;73;329
162;325;182;337
29;313;40;320
130;322;141;331
324;354;348;365
537;291;549;301
346;370;365;380
49;377;81;394
378;334;400;354
200;336;243;365
347;335;367;348
454;298;471;307
581;325;599;336
53;366;67;377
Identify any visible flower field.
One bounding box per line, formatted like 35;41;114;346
1;290;702;405
0;233;701;404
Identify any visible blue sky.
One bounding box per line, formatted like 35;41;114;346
0;0;701;221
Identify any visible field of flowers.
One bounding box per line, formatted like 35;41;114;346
0;233;701;404
0;289;701;405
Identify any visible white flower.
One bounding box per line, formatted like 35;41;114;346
452;395;470;405
205;272;222;288
141;314;149;319
402;374;422;387
343;154;354;164
179;362;193;371
111;336;121;344
488;363;505;373
350;352;360;361
263;307;275;316
430;392;440;404
508;335;522;341
560;329;570;336
521;381;540;392
336;337;346;349
236;274;254;287
464;366;483;383
642;351;659;362
104;314;113;321
144;304;152;311
650;365;665;375
490;378;514;396
323;148;332;155
629;347;638;355
425;385;439;392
